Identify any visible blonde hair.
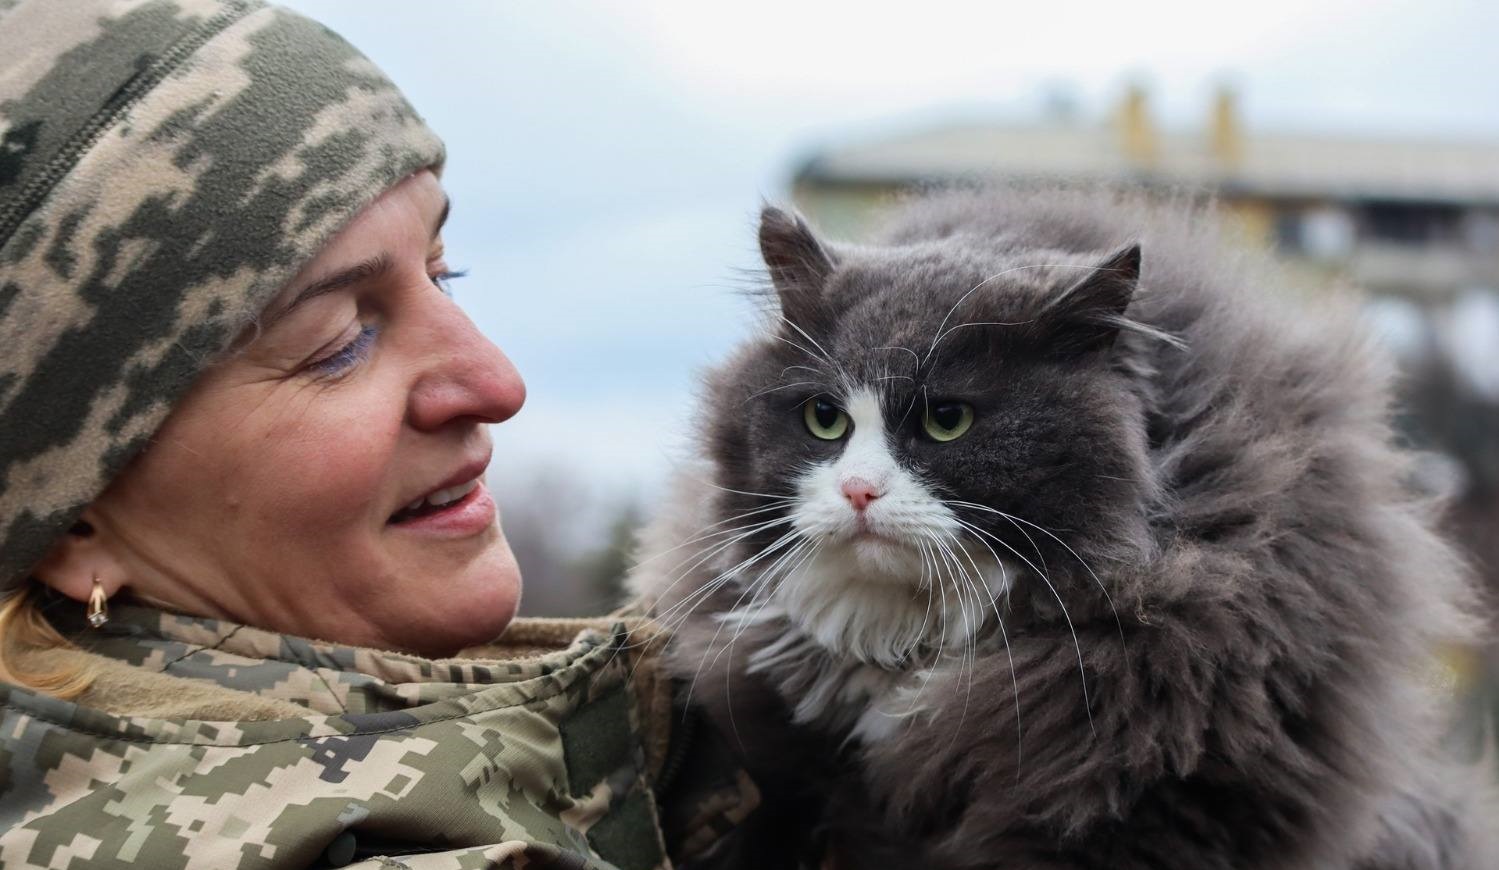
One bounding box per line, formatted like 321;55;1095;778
0;582;96;700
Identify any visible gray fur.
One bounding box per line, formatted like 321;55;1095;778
632;185;1495;869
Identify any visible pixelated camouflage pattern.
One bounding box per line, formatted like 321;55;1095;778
0;606;675;869
0;0;446;590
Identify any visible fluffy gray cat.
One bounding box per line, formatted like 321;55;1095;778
630;186;1494;869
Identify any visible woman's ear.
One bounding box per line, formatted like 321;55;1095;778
28;510;128;604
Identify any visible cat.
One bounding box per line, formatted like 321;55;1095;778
628;185;1494;870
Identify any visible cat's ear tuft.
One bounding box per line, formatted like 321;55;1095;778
759;206;836;328
1040;243;1142;356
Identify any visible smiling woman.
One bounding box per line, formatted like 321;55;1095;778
31;171;528;657
0;1;748;867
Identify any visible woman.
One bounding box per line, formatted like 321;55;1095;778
0;1;750;867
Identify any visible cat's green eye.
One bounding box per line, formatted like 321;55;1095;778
803;398;850;440
923;401;974;442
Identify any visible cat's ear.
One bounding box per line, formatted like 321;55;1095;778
759;206;836;329
1039;243;1141;357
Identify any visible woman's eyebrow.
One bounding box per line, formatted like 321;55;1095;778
264;253;394;330
263;195;452;330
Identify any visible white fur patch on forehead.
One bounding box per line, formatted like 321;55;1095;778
838;387;894;486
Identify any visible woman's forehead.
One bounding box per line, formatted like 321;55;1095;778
266;171;448;317
306;170;446;266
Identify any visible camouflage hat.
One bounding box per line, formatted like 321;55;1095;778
0;0;446;590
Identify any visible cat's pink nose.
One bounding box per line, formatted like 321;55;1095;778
841;478;881;511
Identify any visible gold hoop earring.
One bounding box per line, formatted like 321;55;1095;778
87;576;109;628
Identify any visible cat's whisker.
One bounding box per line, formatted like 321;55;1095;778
769;331;824;364
922;264;1050;367
927;319;1036;361
677;528;805;695
919;533;953;716
949;524;1024;777
647;520;798;635
923;533;971;709
950;500;1128;664
896;387;922;432
692;555;785;663
678;541;807;720
936;533;977;652
923;534;971;675
872;345;921;379
901;535;947;720
923;270;1010;367
698;535;822;746
771;331;840;382
942;502;1046;578
621;520;790;667
714;536;814;667
995;509;1049;577
944;505;1051;585
941;528;1025;780
638;571;746;662
742;381;819;404
934;530;985;752
947;514;1096;736
778;314;838;371
935;531;983;714
921;262;1124;367
651;512;794;591
779;364;826;380
632;528;797;642
940;527;996;636
933;538;952;661
912;539;937;659
700;539;807;727
619;523;798;675
718;539;825;706
625;556;774;650
992;509;1124;645
687;475;801;502
758;540;822;626
644;573;744;644
629;502;795;572
937;534;998;761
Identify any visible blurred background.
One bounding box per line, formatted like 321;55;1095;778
288;1;1498;728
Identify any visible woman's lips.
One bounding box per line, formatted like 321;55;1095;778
388;479;495;537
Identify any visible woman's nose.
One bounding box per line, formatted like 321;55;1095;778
405;299;526;431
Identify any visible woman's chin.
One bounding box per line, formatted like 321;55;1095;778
384;539;523;657
449;553;523;650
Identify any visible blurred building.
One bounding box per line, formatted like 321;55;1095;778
791;85;1499;302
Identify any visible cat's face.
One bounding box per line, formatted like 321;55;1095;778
702;209;1156;662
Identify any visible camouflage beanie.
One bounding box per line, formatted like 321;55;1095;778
0;0;446;590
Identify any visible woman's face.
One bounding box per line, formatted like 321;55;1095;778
55;170;526;655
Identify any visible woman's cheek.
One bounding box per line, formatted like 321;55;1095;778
250;395;403;538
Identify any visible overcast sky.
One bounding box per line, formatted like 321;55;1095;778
281;1;1499;508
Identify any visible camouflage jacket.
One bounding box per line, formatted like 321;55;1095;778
0;605;757;869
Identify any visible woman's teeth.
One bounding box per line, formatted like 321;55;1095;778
399;477;480;515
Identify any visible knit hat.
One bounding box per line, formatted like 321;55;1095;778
0;0;446;590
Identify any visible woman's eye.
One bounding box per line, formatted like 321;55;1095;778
922;401;974;442
803;398;850;440
429;268;467;296
309;325;379;376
